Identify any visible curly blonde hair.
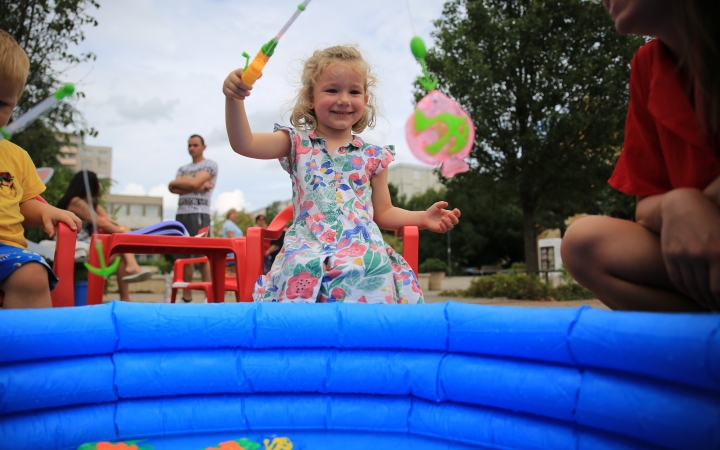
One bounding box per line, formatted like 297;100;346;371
290;45;378;134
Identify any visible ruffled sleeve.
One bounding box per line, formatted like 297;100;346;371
275;123;297;175
372;145;395;178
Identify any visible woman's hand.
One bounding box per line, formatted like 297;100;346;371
660;188;720;310
223;68;254;101
421;201;461;233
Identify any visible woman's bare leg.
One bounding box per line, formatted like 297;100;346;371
122;253;142;274
115;256;131;301
562;215;701;311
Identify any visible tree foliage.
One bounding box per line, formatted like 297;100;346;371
424;0;646;272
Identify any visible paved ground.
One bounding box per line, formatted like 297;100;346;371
105;276;607;309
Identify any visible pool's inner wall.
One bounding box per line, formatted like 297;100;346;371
0;301;719;449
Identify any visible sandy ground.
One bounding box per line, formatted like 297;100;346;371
105;276;608;309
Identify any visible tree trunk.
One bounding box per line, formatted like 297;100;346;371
523;206;538;274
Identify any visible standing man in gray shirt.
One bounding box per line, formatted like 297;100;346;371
168;134;218;302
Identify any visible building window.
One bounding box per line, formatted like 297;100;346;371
98;150;109;158
82;149;93;157
540;247;555;271
130;204;144;216
145;205;160;218
113;204;127;216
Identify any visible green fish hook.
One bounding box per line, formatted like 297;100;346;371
84;241;120;278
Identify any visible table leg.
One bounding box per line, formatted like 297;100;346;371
86;235;107;305
210;252;227;303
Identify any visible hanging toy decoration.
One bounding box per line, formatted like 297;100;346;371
240;0;312;87
405;37;475;178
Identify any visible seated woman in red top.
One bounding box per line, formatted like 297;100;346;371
562;0;720;312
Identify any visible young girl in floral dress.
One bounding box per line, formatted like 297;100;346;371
223;45;461;303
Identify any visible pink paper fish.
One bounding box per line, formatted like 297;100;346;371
405;90;475;177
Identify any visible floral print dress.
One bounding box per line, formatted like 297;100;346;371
253;125;423;304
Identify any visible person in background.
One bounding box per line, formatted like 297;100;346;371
265;223;287;274
254;214;272;274
223;208;243;275
57;171;152;302
223;208;243;239
168;134;218;302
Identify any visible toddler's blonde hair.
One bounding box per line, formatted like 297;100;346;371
0;30;30;99
290;45;377;134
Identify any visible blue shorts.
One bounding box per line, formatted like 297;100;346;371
0;244;58;290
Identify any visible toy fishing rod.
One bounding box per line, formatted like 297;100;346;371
0;83;75;141
241;0;312;86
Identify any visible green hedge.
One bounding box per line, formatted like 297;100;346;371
444;270;594;301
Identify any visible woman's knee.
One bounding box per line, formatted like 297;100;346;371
562;216;618;274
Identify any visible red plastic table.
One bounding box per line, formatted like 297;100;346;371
86;233;246;305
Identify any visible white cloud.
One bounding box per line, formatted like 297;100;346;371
113;97;180;123
148;184;179;221
214;189;250;215
117;182;146;195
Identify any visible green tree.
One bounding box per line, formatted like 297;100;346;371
425;0;645;273
1;0;100;241
265;201;284;224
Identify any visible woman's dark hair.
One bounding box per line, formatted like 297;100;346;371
57;171;100;210
677;0;720;139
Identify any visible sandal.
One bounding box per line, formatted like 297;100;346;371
121;269;152;283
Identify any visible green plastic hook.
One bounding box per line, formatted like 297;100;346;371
242;52;251;71
410;36;438;92
84;241;120;278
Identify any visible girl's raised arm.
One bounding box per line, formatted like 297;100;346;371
224;68;291;160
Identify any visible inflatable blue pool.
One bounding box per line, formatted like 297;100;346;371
1;301;719;449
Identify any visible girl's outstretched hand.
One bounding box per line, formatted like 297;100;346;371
422;201;461;233
223;68;254;101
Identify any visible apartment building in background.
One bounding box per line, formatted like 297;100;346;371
387;163;443;200
103;194;163;231
57;134;113;179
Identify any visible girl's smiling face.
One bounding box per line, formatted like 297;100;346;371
310;62;368;138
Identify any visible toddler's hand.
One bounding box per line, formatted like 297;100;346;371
223;68;255;101
422;201;460;233
41;207;81;239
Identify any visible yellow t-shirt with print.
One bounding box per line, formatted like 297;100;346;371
0;140;45;249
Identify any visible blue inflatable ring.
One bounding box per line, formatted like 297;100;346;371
1;301;719;449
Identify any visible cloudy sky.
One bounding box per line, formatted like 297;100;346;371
64;0;447;219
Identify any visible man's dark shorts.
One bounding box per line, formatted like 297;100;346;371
174;213;211;259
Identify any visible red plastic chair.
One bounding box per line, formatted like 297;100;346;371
0;195;78;307
243;205;420;302
169;255;244;303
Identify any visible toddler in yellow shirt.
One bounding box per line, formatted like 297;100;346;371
0;30;81;308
